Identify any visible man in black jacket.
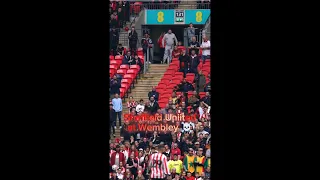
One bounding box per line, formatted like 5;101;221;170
178;49;190;77
148;87;159;101
200;92;211;106
189;50;200;75
122;51;133;65
176;79;194;93
110;27;119;56
110;104;116;138
128;26;138;55
148;96;159;114
110;79;121;97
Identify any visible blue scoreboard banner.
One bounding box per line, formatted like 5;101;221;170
145;9;210;25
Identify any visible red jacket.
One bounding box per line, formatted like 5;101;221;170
186;176;195;180
110;151;126;166
158;35;165;48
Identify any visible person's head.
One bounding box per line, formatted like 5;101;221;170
181;102;186;108
114;93;119;98
199;133;204;139
165;104;170;109
138;151;143;158
164;144;169;150
149;141;153;147
195;172;200;178
200;125;204;131
127;51;131;56
168;29;172;34
113;75;117;80
193;91;197;96
125;141;130;147
198;148;203;156
203;36;208;42
154;131;158;136
206;92;210;97
157;108;162;114
145;147;150;153
116;145;120;152
131;144;136;151
152;86;156;92
173;143;178;149
130;153;135;159
118;43;122;47
113;11;117;15
150;96;155;102
168;108;173;114
206;166;211;172
192;36;196;42
191;49;196;55
139;99;144;105
118;7;122;12
173;154;178;161
187;172;192;177
135;141;139;147
188;148;194;156
134;54;139;59
189;23;193;27
157;144;164;153
178;41;182;46
143;137;147;142
182;171;186;177
130;135;134;140
129;96;134;101
183;79;187;83
119;161;123;167
151;146;156;153
171;167;176;174
144;33;149;38
131;26;135;31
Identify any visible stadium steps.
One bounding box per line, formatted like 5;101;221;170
177;1;197;9
111;64;168;140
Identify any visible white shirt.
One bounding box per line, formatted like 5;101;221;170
201;41;211;56
136;104;145;113
198;106;211;118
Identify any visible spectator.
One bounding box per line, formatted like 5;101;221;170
188;36;200;55
168;154;183;174
112;93;123;128
158;32;166;63
176;79;194;94
133;54;143;70
116;43;125;56
194;148;206;175
110;104;116;138
179;49;190;77
187;23;196;44
127;96;137;112
148;86;159;101
162;29;178;64
117;7;124;28
110;27;119;55
186;171;195;180
200;92;210;106
141;33;153;64
163;144;171;158
128;26;138;54
196;71;206;93
172;46;182;59
181;171;187;180
110;145;126;168
195;172;204;180
183;148;195;175
138;137;148;150
148;96;159;114
150;131;161;145
116;167;124;179
200;37;211;64
110;77;121;97
189;50;200;75
110;11;119;28
122;51;134;65
135;99;145;114
125;168;135;180
170;143;181;161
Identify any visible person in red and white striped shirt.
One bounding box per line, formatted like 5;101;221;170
148;145;170;180
127;96;137;111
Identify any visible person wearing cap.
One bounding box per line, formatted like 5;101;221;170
194;148;206;174
162;29;178;64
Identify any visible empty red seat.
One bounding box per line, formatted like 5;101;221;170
157;84;166;89
130;65;140;72
116;69;126;76
172;76;183;81
119;88;126;98
123;74;134;81
199;92;206;98
158;82;166;87
120;64;129;70
121;78;132;85
162;75;172;80
172;79;181;85
110;65;117;70
127;69;138;76
174;72;184;77
159;103;166;109
160;79;170;85
187;91;194;96
115;55;123;60
137;47;143;52
109;55;114;60
110;60;118;65
121;83;130;91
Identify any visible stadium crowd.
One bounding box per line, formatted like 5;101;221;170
109;1;211;179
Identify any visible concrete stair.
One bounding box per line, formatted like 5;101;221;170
177;1;197;9
111;64;169;139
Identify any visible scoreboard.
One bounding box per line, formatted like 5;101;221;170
145;9;210;25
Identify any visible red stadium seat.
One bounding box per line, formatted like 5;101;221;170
110;60;118;65
119;88;126;98
162;75;173;80
186;73;195;83
172;79;181;85
167;84;176;89
121;83;130;92
174;72;184;77
172;58;178;62
187;91;194;96
127;69;138;77
187;106;192;113
199;92;206;99
123;74;134;81
115;55;123;60
157;84;166;89
158;82;166;87
137;48;143;52
120;64;129;70
110;65;117;70
130;65;141;72
159;103;166;109
177;46;186;51
160;79;171;85
116;69;126;76
109;55;114;60
202;71;209;77
121;78;132;85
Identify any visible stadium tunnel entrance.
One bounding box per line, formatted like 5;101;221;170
142;25;203;63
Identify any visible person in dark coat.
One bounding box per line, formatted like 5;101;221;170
110;79;121;96
200;92;211;106
148;86;159;101
196;71;206;92
133;54;143;71
110;27;119;56
110;104;116;138
128;27;138;55
189;50;200;75
178;49;190;77
176;79;195;93
148;96;159;114
122;51;133;65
